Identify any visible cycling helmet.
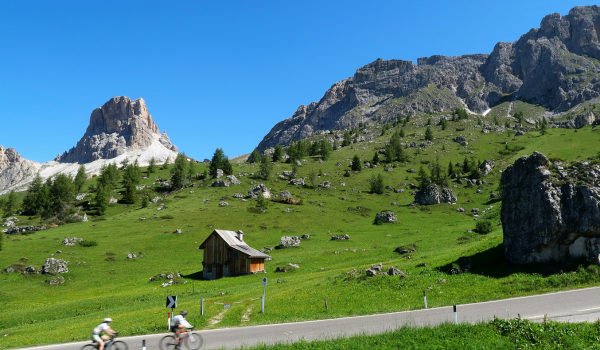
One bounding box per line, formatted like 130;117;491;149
181;310;188;316
103;318;113;323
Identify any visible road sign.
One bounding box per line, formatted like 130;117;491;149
166;296;177;308
262;277;268;286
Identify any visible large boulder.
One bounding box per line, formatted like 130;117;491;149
288;178;305;186
478;159;496;177
501;152;600;264
374;211;397;223
248;184;271;199
42;258;69;275
226;175;241;185
414;184;457;205
211;179;230;187
277;236;301;249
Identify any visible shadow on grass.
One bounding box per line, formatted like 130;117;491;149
437;243;585;278
182;271;207;281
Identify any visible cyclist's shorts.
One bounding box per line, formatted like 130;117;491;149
170;325;179;333
91;334;102;342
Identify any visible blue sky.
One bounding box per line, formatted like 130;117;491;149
0;0;590;162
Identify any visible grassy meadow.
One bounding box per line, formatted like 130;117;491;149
2;101;600;349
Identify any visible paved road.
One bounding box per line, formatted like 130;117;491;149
15;286;600;350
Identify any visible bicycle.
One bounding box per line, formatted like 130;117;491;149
80;333;128;350
159;328;203;350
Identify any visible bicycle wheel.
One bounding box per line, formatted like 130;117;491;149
80;344;97;350
158;335;177;350
185;333;203;350
108;341;129;350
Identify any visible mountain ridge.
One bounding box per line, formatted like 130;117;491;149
257;5;600;151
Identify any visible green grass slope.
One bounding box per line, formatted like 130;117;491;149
2;105;600;349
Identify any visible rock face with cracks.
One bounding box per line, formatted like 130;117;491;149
257;6;600;151
501;151;600;264
57;96;177;163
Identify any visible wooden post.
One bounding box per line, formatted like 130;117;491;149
325;298;328;310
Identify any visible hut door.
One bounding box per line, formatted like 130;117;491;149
216;265;223;279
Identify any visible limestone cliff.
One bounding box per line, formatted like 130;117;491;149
258;5;600;151
501;152;600;264
57;96;177;163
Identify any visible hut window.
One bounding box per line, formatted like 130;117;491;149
229;252;239;258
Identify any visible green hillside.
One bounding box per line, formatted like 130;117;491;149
2;103;600;349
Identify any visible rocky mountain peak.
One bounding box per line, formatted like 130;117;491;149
58;96;177;163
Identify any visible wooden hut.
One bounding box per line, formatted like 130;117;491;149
199;229;270;280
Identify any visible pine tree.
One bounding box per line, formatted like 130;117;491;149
440;118;448;130
123;160;142;186
272;144;284;162
332;140;338;150
259;153;273;180
448;161;455;176
384;144;394;163
249;149;262;164
222;159;233;176
141;195;149;208
148;157;157;174
425;127;434;141
171;153;191;189
120;157;129;170
161;157;170;170
48;173;76;219
209;148;227;178
399;128;405;138
95;183;109;215
122;181;137;204
342;130;351;147
372;152;380;165
319;139;332;161
22;174;44;215
462;157;470;174
74;165;86;192
416;166;430;190
351;155;361;171
4;190;18;217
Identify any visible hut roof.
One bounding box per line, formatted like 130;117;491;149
199;229;271;259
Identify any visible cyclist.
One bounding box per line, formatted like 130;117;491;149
91;318;116;350
170;310;193;349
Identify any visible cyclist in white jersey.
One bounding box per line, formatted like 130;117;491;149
170;310;193;349
91;318;116;350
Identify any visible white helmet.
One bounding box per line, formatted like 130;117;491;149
103;318;113;323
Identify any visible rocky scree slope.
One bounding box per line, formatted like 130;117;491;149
258;5;600;151
501;152;600;264
0;146;40;191
57;96;177;163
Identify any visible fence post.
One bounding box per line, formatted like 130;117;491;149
453;305;457;324
201;298;204;316
423;290;428;309
261;294;265;313
142;339;146;350
325;298;328;310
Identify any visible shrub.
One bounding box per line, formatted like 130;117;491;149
475;220;493;234
79;240;98;247
160;215;175;220
370;174;384;194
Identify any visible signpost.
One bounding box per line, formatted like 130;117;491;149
166;296;177;329
262;277;267;313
